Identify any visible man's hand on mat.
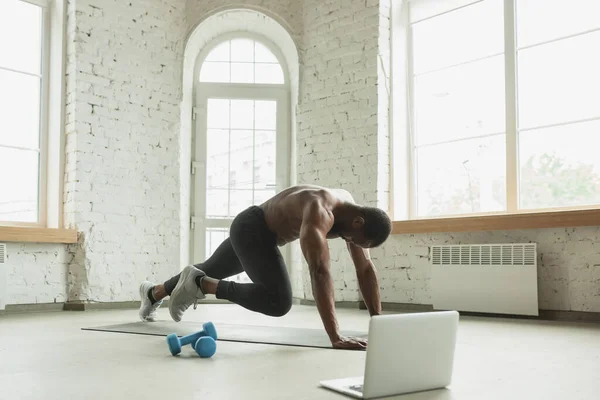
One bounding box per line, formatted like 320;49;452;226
331;335;368;350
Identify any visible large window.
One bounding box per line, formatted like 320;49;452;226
395;0;600;219
191;36;290;280
0;0;49;225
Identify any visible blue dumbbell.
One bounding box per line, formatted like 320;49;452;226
166;322;218;356
192;336;217;358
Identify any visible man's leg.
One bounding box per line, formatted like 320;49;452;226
161;238;243;297
167;233;292;319
199;209;292;317
138;237;243;322
164;206;292;320
208;246;292;317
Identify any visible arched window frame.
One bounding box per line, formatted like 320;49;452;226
190;31;291;264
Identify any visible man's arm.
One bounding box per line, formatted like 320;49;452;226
347;243;382;316
299;202;339;342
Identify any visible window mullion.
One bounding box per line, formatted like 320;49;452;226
407;24;417;219
38;5;51;227
504;0;519;213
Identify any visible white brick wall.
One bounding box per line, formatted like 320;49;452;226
185;0;302;41
374;227;600;312
296;0;386;301
5;243;70;305
63;0;186;302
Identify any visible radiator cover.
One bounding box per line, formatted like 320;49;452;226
430;244;539;316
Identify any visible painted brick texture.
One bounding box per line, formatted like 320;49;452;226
185;0;303;40
5;243;70;305
295;0;388;301
64;0;186;302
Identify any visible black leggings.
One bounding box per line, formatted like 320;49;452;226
164;206;292;317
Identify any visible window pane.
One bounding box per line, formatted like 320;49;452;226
255;100;277;130
414;55;505;146
206;228;229;258
411;0;503;74
199;62;230;83
519;120;600;210
205;41;230;62
0;147;39;222
254;130;276;189
416;135;506;217
229;190;253;216
229;130;254;189
255;42;278;63
254;189;276;206
206;129;229;189
206;189;228;218
231;62;254;84
255;63;285;84
517;0;600;48
0;69;41;149
231;39;254;62
517;31;600;130
207;99;230;129
0;1;42;75
230;100;254;129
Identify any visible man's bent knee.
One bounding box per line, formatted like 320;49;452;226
267;290;292;317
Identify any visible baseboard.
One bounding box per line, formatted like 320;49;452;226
297;298;364;309
360;302;434;313
1;302;64;314
3;299;600;323
298;299;600;323
63;298;231;311
538;309;600;323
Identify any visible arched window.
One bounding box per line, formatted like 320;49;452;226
191;35;290;276
199;38;285;84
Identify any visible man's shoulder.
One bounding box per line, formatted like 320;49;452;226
326;187;355;204
301;196;334;228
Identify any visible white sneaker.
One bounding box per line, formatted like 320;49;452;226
139;281;163;322
168;265;206;322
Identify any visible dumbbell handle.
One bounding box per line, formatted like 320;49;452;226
179;331;206;347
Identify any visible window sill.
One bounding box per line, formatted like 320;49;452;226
0;226;78;244
392;208;600;235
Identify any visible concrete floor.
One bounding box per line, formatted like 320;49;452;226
1;304;600;400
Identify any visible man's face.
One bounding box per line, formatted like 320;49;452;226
341;231;372;248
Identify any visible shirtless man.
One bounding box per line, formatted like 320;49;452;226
138;185;392;349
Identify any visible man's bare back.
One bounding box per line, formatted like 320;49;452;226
259;184;355;246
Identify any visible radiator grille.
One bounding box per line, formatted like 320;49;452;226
431;244;536;266
0;243;5;264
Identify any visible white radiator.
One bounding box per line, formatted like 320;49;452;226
430;243;539;316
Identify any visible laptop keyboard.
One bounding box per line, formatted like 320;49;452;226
348;384;364;393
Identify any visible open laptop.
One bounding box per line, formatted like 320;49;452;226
319;311;459;399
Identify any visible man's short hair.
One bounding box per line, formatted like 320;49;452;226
360;206;392;247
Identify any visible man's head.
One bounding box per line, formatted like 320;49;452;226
338;205;392;248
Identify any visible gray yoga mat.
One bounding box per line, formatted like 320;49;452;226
82;321;368;349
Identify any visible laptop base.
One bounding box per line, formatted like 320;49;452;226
320;376;365;399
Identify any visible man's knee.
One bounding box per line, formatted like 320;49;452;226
267;289;292;317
